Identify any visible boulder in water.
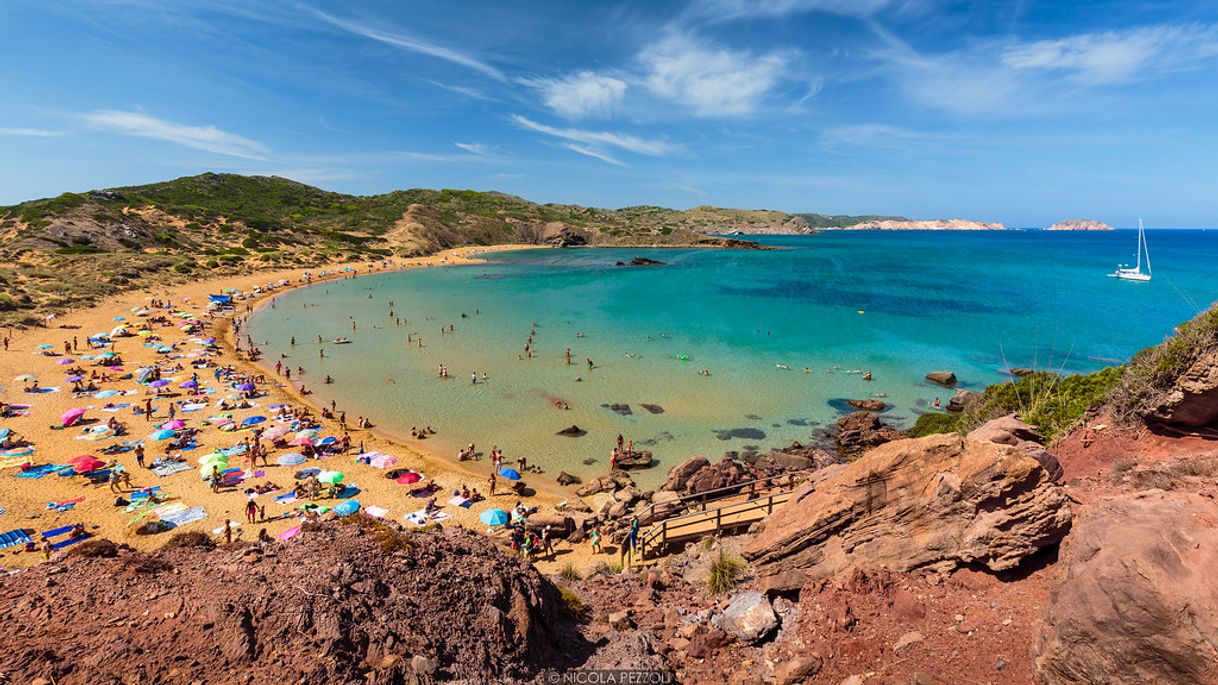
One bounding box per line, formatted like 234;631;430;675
925;370;958;386
556;425;586;437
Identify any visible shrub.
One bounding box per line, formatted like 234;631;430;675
706;550;745;595
961;366;1125;442
162;530;215;551
1109;303;1218;421
907;412;962;438
558;562;581;581
66;538;122;559
558;587;586;619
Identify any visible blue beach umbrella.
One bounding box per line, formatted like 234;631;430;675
113;317;126;321
179;379;199;389
276;453;306;466
150;429;176;441
333;500;361;516
38;344;54;350
240;415;266;427
498;468;522;481
149;380;170;388
480;509;510;526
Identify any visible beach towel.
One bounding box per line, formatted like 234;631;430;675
366;452;398;469
15;464;66;479
448;496;473;509
211;521;242;535
273;492;298;506
100;403;132;412
405;509;452;526
335;484;360;498
151;462;192;477
364;505;389;519
0;529;32;548
159;506;206;528
52;534;90;550
180;403;207;412
130;487;162;501
0;457;30;470
47;497;85;512
278;525;301;541
41;525;75;538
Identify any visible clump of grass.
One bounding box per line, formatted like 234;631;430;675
589;560;623;577
161;531;215;551
699;535;717;552
907;412;963;438
1109;303;1218;421
558;562;582;582
706;550;745;596
960;366;1126;443
338;514;414;554
558;587;586;619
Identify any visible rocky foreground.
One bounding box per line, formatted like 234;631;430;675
3;307;1217;684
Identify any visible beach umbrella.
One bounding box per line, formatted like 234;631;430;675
333;500;361;516
113;316;126;322
111;326;127;336
240;415;266;427
68;454;98;465
199;453;228;467
162;420;186;430
66;375;84;382
179;379;198;389
149;379;170;388
97;351;117;359
150;429;176;441
261;425;290;441
290;436;314;447
497;467;522;481
56;358;75;365
61;408;87;427
276;453;306;466
14;374;36;382
73;458;105;474
395;472;422;485
94;389;119;398
37;344;54;350
294;428;320;439
237;382;256;392
317;470;344;485
479;509;510;526
137;330;153;337
107;365;124;372
136;367;155;383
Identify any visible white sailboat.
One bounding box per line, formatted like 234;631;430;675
1109;219;1152;282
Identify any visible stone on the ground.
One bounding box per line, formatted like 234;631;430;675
713;591;778;643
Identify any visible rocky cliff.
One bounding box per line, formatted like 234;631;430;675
836;218;1006;230
1045;219;1114;231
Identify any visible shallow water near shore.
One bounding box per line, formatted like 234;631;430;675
246;231;1218;487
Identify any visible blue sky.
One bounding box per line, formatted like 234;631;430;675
2;0;1217;226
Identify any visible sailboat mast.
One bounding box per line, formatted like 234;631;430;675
1135;218;1143;271
1141;219;1152;276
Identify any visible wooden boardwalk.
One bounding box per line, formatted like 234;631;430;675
634;488;796;563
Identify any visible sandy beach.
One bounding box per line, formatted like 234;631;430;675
0;244;585;569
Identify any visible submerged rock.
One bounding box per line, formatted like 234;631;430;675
556;425;586;437
743;433;1072;592
602;403;632;416
847;399;889;412
640;403;665;414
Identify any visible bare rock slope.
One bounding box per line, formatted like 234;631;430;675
743;434;1072;592
1033;491;1218;685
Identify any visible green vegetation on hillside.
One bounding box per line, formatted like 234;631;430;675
796;212;908;228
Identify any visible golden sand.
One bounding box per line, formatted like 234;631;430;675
0;245;597;569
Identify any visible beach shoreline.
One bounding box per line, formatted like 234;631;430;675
0;244;579;568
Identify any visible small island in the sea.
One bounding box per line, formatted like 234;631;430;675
1045;218;1115;231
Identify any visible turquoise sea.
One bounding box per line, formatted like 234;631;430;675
246;231;1218;486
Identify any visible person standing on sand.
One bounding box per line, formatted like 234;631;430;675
223;518;233;544
488;472;497;497
590;527;601;554
42;538;53;561
245;499;257;524
135;444;145;469
144;398;153;421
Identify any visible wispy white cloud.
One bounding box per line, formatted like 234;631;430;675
522;71;627;119
454;142;487;155
874;22;1218;116
80;110;269;159
511;115;677;156
311;9;505;82
1001;23;1218;85
561;143;625;166
423;79;497;101
687;0;929;22
0;127;65;137
639;32;793;117
820;123;961;150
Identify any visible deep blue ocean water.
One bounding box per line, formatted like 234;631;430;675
246;230;1218;485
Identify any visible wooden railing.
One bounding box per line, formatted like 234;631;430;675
633;487;799;564
632;470;811;526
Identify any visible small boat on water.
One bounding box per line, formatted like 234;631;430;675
1109;219;1152;282
333;338;352;344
